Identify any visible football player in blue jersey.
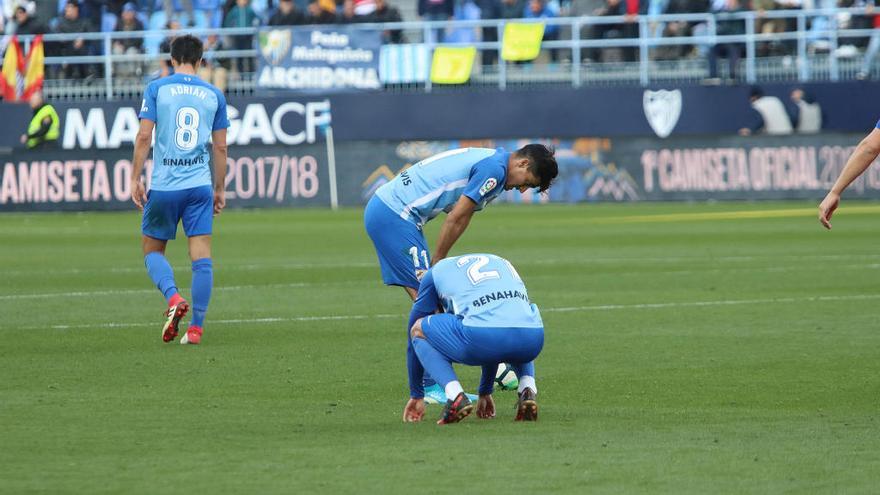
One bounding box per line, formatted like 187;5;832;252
818;122;880;229
130;35;230;345
400;254;543;424
364;145;557;403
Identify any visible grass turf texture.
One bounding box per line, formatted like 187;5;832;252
1;202;879;493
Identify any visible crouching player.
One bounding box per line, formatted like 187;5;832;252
402;254;543;424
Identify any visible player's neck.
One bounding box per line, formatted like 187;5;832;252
174;65;197;75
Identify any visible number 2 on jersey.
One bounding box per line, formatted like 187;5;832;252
457;255;523;285
174;106;200;151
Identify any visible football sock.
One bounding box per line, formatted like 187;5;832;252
518;375;537;395
145;252;178;302
191;258;212;328
445;381;464;402
513;362;536;394
411;338;456;392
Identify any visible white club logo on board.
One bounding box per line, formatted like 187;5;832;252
643;89;682;138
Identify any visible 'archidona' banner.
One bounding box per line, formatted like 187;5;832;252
2;132;879;211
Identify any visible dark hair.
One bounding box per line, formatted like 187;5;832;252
518;144;558;193
170;35;204;66
749;86;764;99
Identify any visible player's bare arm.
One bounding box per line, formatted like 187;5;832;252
819;127;880;229
131;119;155;210
211;128;228;215
432;195;477;264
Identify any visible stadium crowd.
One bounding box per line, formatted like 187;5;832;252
1;0;879;85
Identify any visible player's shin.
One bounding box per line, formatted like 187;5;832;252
144;252;179;302
191;258;213;328
411;338;458;400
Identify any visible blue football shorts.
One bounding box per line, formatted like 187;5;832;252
142;185;214;241
364;195;430;289
420;313;544;367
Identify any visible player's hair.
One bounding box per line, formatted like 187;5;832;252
170;35;204;66
518;144;558;193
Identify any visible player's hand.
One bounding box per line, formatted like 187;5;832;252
131;178;147;211
476;394;495;419
213;188;226;216
818;191;840;230
402;398;425;423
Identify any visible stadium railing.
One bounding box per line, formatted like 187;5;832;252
7;6;878;101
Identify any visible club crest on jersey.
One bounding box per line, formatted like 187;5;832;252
479;178;497;196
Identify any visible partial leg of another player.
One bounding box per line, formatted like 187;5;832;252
180;234;213;345
512;361;538;421
143;236;189;342
179;186;216;345
410;316;474;425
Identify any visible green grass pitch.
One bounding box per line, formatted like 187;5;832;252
1;202;879;493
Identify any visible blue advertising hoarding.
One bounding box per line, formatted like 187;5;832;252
256;26;382;93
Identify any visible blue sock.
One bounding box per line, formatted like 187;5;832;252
144;252;178;302
191;258;213;328
412;338;457;389
512;361;535;380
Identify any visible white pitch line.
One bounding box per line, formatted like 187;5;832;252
3;253;880;277
29;293;880;331
0;282;311;301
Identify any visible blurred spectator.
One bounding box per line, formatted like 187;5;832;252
706;0;746;83
447;0;481;43
19;92;60;150
307;0;339;23
55;0;96;80
158;19;182;77
753;0;785;56
499;0;525;18
165;0;195;25
418;0;454;44
368;0;404;43
353;0;377;14
10;4;46;35
655;0;708;59
224;0;260;73
476;0;501;64
739;86;794;135
113;2;145;77
523;0;561;62
858;0;880;78
268;0;308;24
585;0;626;62
199;34;230;92
338;0;372;22
787;88;822;132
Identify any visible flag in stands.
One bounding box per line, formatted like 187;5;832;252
1;35;24;101
22;35;44;100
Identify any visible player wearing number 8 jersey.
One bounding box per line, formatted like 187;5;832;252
131;34;230;345
402;253;544;424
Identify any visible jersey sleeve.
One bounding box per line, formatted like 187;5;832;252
138;83;157;122
213;91;230;131
462;156;506;204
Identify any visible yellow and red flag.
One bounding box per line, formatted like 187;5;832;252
22;35;44;100
1;36;25;101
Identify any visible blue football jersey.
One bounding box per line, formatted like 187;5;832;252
374;148;509;228
431;254;543;329
139;73;230;191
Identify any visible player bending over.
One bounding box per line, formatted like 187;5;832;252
366;145;556;403
402;254;544;424
131;34;230;345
